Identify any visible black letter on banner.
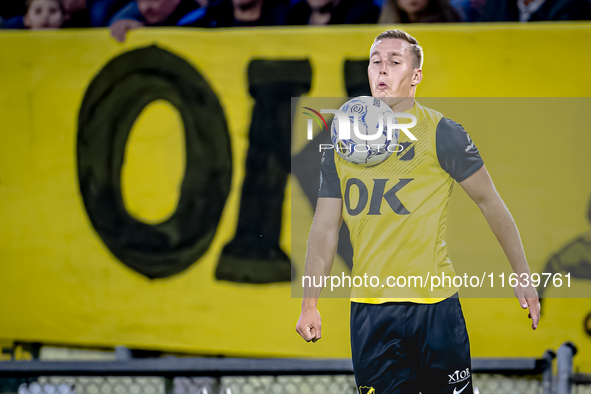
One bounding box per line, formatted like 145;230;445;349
77;45;232;279
344;179;369;216
290;61;370;271
215;60;312;284
344;60;372;97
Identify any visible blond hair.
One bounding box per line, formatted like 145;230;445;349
372;29;423;69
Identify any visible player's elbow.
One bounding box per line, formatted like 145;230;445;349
471;193;492;207
466;182;501;207
472;190;507;217
310;221;340;242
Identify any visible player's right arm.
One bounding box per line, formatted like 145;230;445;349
296;197;343;343
296;148;343;343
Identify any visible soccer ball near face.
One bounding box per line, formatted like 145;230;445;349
331;96;398;166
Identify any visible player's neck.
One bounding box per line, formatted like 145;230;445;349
387;97;415;112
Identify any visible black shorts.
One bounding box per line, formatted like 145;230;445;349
350;294;472;394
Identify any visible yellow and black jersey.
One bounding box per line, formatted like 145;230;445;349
318;101;484;304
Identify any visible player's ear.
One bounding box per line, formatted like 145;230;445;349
412;69;423;86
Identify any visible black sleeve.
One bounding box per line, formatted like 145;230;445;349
436;117;484;183
318;149;342;198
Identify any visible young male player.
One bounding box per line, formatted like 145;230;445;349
295;29;541;393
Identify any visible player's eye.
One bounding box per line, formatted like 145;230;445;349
373;61;380;64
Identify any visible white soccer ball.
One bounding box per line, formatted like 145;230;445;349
330;96;398;166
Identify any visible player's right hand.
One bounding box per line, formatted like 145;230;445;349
110;19;144;43
295;308;322;343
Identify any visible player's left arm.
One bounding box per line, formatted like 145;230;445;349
460;166;540;330
436;117;539;330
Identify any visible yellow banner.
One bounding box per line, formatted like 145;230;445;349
0;24;590;369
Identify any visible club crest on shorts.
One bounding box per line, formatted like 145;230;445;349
359;386;375;394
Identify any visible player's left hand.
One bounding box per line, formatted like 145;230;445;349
513;283;540;330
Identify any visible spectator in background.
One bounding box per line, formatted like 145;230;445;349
178;0;290;28
27;0;64;28
2;0;64;29
62;0;90;26
90;0;132;25
62;0;131;27
449;0;485;21
110;0;206;42
478;0;591;21
378;0;462;23
284;0;380;25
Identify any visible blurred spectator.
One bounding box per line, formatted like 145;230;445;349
62;0;131;27
178;0;290;27
1;16;25;29
62;0;91;26
110;0;206;42
2;0;64;29
27;0;64;28
479;0;591;21
89;0;132;25
378;0;462;23
449;0;485;21
284;0;380;25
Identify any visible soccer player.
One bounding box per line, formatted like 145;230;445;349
295;29;540;393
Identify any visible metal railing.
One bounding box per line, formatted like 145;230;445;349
556;342;591;394
0;349;559;394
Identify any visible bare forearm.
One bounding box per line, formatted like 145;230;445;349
477;195;530;276
302;225;339;308
461;166;540;328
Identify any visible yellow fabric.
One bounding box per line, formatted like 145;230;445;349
335;102;459;303
1;25;591;369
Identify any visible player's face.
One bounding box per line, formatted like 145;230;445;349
137;0;180;24
25;0;63;29
368;38;422;103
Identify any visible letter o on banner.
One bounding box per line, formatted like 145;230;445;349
77;45;232;279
